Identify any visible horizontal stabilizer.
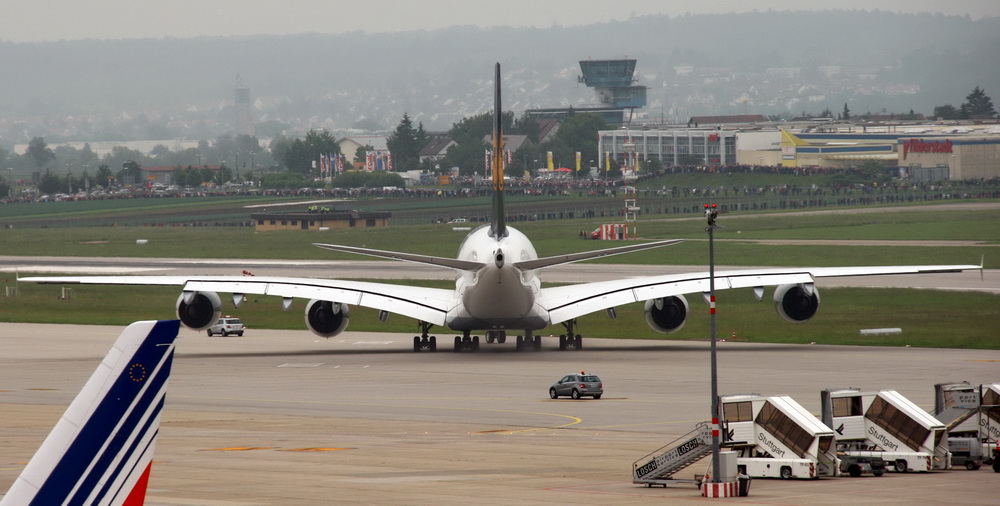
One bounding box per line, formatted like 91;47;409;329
2;320;179;506
513;239;684;271
314;243;485;271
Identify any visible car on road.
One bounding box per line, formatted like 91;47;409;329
549;372;603;399
207;317;244;337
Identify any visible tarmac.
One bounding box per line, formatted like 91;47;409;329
1;323;998;504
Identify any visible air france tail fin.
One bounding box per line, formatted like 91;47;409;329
490;62;507;239
2;320;180;506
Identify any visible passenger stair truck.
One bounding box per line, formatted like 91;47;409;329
721;394;839;479
934;382;1000;467
633;421;715;486
821;388;950;472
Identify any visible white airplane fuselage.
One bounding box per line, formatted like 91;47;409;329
446;224;548;331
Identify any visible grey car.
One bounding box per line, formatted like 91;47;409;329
206;317;244;337
549;373;603;399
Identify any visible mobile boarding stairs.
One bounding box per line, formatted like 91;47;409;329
633;421;724;486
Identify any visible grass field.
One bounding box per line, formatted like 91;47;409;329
1;207;996;267
1;195;997;349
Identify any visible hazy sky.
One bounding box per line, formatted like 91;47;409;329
4;0;998;43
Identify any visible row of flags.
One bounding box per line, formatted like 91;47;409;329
484;149;513;178
315;150;394;180
318;148;640;180
366;150;394;172
317;153;345;179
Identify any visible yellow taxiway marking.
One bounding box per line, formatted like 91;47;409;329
280;447;353;452
201;447;279;452
174;395;583;434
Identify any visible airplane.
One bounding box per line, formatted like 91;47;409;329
1;320;179;506
21;63;980;353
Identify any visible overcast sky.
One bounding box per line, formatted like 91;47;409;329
4;0;998;43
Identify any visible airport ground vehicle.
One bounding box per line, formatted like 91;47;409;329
947;437;983;470
207;317;244;336
934;382;1000;466
821;389;948;472
549;372;602;399
839;454;886;477
722;394;839;479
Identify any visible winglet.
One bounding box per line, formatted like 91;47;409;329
490;62;507;239
1;320;180;506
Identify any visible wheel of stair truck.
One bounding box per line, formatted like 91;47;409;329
895;460;907;473
780;466;792;479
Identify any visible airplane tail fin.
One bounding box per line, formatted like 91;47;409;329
490;62;507;239
2;320;180;506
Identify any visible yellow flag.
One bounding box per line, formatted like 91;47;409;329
547;151;554;171
575;152;581;172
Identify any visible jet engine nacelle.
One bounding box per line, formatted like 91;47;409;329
175;290;222;331
773;283;820;323
304;299;350;338
644;295;689;334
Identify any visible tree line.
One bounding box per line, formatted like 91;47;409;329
3;86;995;198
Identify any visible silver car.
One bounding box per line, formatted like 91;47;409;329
549;373;603;399
206;317;244;337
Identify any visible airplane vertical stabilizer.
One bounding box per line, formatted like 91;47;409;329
1;320;180;506
490;62;507;239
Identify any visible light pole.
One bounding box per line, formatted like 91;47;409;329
6;168;13;199
704;203;721;484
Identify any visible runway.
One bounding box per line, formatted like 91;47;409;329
1;323;997;504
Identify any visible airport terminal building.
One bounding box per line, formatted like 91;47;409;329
599;122;1000;180
597;129;738;168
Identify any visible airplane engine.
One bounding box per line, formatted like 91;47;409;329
304;299;350;338
774;283;820;323
175;291;221;330
644;295;689;334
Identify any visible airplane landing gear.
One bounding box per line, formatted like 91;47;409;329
412;321;437;352
558;320;583;350
515;331;541;351
485;330;506;344
453;330;479;352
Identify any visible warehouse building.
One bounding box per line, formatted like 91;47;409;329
251;206;390;231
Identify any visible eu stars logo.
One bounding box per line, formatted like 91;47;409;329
128;363;147;383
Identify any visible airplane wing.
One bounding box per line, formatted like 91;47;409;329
538;264;981;324
21;275;456;326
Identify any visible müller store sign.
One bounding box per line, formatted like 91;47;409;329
902;138;953;159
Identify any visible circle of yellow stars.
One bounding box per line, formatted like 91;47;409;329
128;363;147;383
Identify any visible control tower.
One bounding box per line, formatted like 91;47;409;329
578;59;647;111
234;74;254;137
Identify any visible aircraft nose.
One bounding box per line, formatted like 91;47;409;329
494;249;505;269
